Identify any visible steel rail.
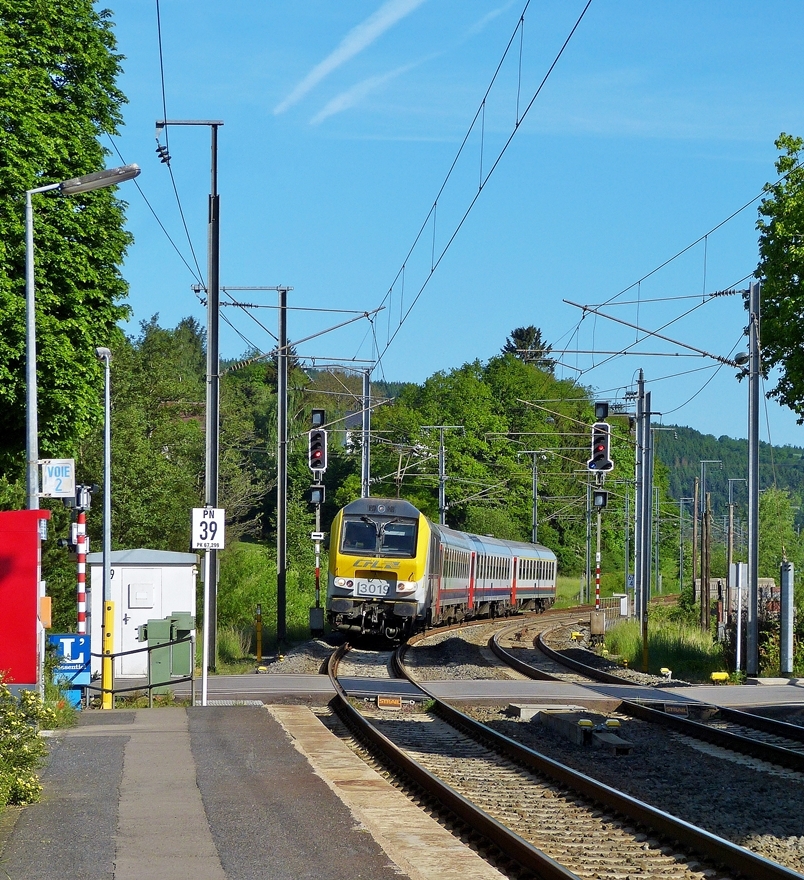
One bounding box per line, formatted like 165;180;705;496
534;626;638;684
499;625;804;774
393;641;802;880
327;643;582;880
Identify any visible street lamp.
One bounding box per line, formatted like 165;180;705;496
25;163;141;510
95;347;113;709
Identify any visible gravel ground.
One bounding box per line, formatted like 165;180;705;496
264;627;804;872
464;703;804;873
535;623;689;686
264;638;335;674
406;622;529;681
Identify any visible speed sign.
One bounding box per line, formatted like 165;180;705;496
191;507;226;550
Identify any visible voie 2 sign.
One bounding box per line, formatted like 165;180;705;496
191;507;225;550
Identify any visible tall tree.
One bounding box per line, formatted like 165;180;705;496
501;326;554;373
0;0;131;474
755;133;804;420
758;487;801;579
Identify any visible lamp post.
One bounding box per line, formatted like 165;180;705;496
95;347;113;708
156;119;223;666
25;164;141;510
746;280;761;677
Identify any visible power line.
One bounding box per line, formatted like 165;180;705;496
153;0;206;284
369;0;594;374
105;134;203;284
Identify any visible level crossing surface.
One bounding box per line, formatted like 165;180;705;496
165;672;804;711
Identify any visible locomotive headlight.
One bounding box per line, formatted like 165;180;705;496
334;578;346;587
396;581;416;594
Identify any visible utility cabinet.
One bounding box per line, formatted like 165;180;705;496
137;613;195;693
88;549;198;678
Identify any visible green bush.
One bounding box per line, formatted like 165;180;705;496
0;678;52;808
214;541;321;650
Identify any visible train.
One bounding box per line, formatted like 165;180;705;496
326;497;557;639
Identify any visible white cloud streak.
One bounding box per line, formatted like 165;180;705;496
274;0;428;115
462;1;518;40
310;59;425;125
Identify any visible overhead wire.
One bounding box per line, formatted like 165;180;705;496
369;0;595;373
105;134;204;285
219;289;279;343
154;0;206;284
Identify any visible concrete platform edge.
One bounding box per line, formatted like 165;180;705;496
267;705;507;880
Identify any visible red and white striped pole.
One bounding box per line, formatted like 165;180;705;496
76;510;87;634
594;553;601;611
595;508;602;612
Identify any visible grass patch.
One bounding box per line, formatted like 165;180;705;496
605;618;726;681
554;574;630;608
555;575;586;607
109;691;192;708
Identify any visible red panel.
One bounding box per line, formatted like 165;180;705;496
511;556;518;604
468;551;476;610
0;510;50;685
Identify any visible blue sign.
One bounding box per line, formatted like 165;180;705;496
48;635;91;708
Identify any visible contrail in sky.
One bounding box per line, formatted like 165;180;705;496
310;61;419;125
274;0;427;114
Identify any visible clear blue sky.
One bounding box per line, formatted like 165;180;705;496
107;1;804;447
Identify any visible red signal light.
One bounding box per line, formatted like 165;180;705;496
308;429;328;472
587;422;613;472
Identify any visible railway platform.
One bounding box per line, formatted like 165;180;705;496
0;704;507;880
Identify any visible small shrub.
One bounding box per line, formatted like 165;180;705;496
0;677;50;807
43;659;80;729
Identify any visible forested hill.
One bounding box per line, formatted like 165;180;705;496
655;425;804;517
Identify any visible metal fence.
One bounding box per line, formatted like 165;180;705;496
86;634;196;708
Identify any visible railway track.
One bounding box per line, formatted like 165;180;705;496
328;642;799;880
490;619;804;775
330;644;396;679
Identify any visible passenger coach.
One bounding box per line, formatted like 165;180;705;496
327;497;557;639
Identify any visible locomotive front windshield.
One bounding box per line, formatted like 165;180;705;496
341;516;417;558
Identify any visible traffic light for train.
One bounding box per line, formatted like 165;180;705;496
308;429;328;472
587;422;613;472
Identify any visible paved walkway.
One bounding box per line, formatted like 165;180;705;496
0;706;506;880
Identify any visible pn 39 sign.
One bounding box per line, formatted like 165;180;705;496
191;507;226;550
